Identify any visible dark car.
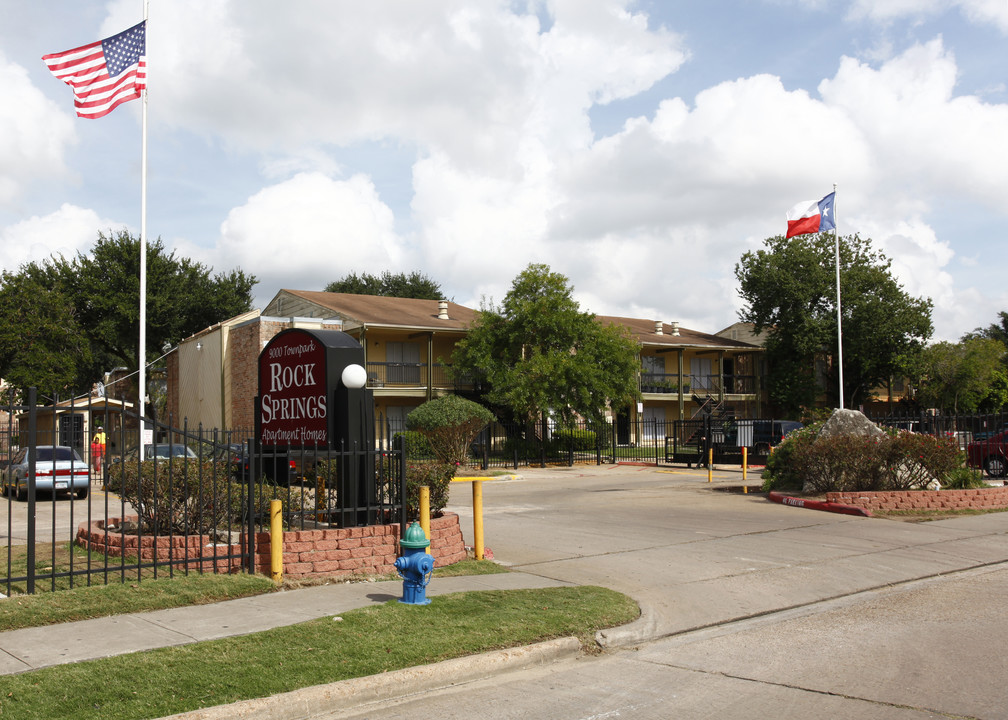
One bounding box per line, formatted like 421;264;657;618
966;431;1008;477
117;443;199;464
752;420;803;454
221;443;297;487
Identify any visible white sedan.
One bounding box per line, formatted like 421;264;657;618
2;445;91;500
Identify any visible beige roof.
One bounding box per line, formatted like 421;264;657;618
271;290;478;331
597;316;761;351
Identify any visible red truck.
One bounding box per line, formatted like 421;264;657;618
966;431;1008;477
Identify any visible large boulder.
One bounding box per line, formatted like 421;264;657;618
817;408;885;440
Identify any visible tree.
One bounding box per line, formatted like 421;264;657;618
452;263;640;425
0;229;256;400
0;266;92;398
968;311;1008;346
324;271;442;299
735;233;933;413
914;337;1008;413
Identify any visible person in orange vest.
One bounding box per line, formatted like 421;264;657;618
91;426;107;477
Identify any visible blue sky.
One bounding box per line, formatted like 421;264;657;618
1;0;1006;344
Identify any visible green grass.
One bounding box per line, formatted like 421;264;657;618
0;585;638;720
0;572;276;632
0;559;505;631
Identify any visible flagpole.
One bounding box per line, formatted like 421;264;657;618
138;0;149;456
833;182;844;409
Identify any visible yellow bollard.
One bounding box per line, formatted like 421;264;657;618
742;446;748;486
707;448;713;482
420;485;431;555
472;479;485;561
270;499;283;583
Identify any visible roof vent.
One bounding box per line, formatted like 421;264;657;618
438;300;449;320
670;321;680;336
654;321;663;335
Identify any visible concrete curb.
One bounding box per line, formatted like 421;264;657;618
595;603;659;649
767;491;871;517
160;636;583;720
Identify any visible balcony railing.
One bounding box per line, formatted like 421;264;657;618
640;373;757;396
366;362;475;391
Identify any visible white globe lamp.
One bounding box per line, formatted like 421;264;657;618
341;363;368;389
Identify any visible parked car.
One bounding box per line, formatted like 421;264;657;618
752;420;803;454
966;431;1008;477
2;445;90;500
218;442;297;487
971;424;1008;443
116;443;199;464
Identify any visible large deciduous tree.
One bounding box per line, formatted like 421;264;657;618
324;270;442;299
0;229;256;400
913;337;1008;413
0;266;92;397
735;233;933;413
452;263;640;425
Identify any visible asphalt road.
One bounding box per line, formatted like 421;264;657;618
339;464;1008;719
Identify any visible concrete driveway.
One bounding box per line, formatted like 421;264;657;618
338;463;1008;719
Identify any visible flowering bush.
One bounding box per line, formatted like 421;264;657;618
763;427;965;494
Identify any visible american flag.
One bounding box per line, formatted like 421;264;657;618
43;21;146;119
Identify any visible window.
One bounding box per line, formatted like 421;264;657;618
641;355;667;392
386;342;421;385
690;357;713;390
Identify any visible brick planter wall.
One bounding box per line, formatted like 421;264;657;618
827;487;1008;513
76;512;467;580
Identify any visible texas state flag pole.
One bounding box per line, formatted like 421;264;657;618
786;185;843;409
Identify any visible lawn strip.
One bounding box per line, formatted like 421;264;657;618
0;586;639;720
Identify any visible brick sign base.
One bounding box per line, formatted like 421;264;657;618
76;512;467;580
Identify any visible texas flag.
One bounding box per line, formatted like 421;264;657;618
785;192;836;238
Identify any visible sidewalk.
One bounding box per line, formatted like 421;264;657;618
0;571;574;676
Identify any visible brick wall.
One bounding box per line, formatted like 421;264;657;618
76;512;467;581
827;487;1008;512
229;319;293;430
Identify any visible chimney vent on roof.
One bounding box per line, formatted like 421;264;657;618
654;321;663;335
438;300;449;320
670;321;680;336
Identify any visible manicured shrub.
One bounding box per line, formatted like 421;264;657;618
553;427;598;452
394;430;434;461
407;395;495;466
405;462;455;518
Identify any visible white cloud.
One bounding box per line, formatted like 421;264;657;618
211;172;404;307
847;0;1008;33
819;39;1008;208
148;1;684;170
0;52;75;209
0;204;119;272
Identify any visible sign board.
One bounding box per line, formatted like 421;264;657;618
258;330;330;446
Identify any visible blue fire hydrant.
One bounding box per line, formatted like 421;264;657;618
395;521;434;605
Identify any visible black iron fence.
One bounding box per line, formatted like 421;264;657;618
2;389;406;596
397;414;793;470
